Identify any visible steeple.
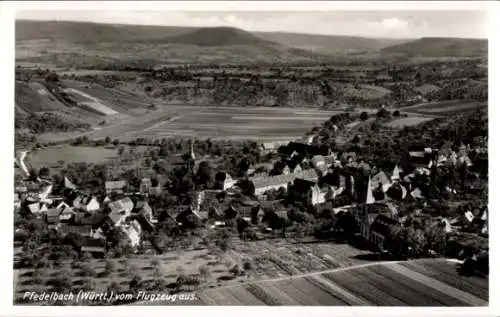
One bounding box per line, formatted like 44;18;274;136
190;139;196;161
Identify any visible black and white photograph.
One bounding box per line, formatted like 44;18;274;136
1;0;495;312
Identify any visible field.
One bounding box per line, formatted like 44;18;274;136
15;81;68;113
198;259;488;306
12;234;488;306
13;238;371;305
384;117;434;128
65;105;340;142
139;107;338;141
63;88;118;115
399;100;487;115
26;145;118;169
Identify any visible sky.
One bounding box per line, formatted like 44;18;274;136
16;10;487;39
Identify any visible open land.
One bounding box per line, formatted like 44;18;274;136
197;259;488;306
399;100;487;116
13;238;372;305
384;117;435;128
26;146;119;169
36;105;341;143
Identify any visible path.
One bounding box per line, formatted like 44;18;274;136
208;260;404;291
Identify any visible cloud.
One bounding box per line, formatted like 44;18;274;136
380;17;409;29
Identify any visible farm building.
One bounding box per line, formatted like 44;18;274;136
250;169;318;196
72;195;100;213
105;180;127;194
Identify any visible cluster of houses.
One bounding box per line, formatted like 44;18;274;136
14;133;488;259
15;169;160;256
240;138;488;254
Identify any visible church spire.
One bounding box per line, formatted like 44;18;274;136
190;139;196;161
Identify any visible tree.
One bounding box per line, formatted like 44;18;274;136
104;260;115;275
229;264;243;276
407;227;427;258
393;110;401;117
376;108;391;119
80;263;96;277
107;281;121;295
38;167;50;178
105;136;111;144
360;111;369;121
243;260;253;274
118;146;125;156
237;218;250;239
45;72;59;82
112;139;120;146
236;179;255;196
196;161;215;189
198;265;211;281
129;275;142;292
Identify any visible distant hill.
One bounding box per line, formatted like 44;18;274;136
16;20;195;44
381;37;488;58
17;20;487;65
15;20;329;65
255;31;410;54
168;26;274;46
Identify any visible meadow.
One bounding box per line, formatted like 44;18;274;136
26;146;118;169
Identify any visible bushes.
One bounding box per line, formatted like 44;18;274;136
15;113;91;134
360;112;369;121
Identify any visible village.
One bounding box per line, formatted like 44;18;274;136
14;111;488;283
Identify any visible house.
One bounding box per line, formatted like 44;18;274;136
250;169;318;196
45;208;62;225
176;206;204;224
74;212;108;228
408;151;433;167
149;184;162;196
15;186;27;194
251;206;265;225
14;193;21;209
260;141;289;154
73;196;100;213
80;237;106;256
139;178;152;194
371;171;391;192
215;173;237;190
310;184;339;206
311;155;327;169
208;206;224;221
105;180;127;194
64;177;77;190
359;203;394;243
109;197;134;214
133;201;153;220
224;205;239;220
27;202;42;215
370;214;399;251
56;224;93;237
107;197;134;227
121;221;142;248
96;195;112;207
92;227;107;240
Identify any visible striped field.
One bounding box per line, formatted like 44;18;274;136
196;259;488;306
